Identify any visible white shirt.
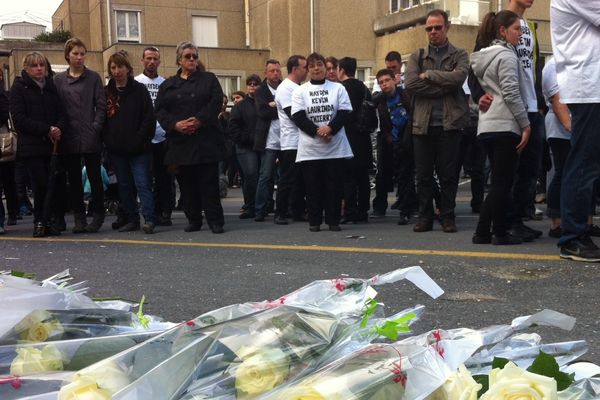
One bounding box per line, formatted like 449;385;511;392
515;19;538;112
265;83;281;151
135;73;166;143
275;78;301;150
542;58;570;141
551;0;600;103
291;80;354;162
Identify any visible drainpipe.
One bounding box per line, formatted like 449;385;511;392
310;0;314;52
106;0;112;46
244;0;250;47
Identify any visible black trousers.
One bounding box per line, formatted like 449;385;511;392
301;158;344;226
372;132;394;214
177;163;224;227
0;161;17;219
342;158;371;221
456;128;486;210
276;149;305;218
152;142;175;216
476;134;519;237
62;153;104;216
392;141;417;217
21;156;52;224
413;128;461;221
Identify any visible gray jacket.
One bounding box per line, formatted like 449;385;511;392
470;40;530;136
54;68;106;154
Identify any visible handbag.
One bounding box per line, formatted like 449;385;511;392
0;113;17;162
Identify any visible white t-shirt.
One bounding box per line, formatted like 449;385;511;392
135;73;166;143
515;19;538;112
551;0;600;103
291;80;354;162
275;78;301;150
265;83;281;151
542;58;570;141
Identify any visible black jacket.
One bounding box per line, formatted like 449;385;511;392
155;69;225;165
253;79;279;151
341;78;373;167
229;95;257;150
102;77;155;156
9;71;66;158
0;84;8;126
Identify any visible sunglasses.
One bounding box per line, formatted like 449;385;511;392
425;25;444;32
247;82;259;86
183;53;199;60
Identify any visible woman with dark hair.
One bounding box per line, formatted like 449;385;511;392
9;52;65;237
155;41;225;233
54;38;107;233
103;51;156;234
470;10;531;245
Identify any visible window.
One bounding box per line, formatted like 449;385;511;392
116;10;140;42
390;0;400;13
192;16;218;48
217;75;240;98
356;67;372;83
401;0;421;9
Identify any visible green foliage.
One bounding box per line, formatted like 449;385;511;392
34;30;72;43
137;295;151;329
360;298;379;328
10;270;35;279
527;351;575;391
492;357;510;370
372;313;417;340
473;375;489;397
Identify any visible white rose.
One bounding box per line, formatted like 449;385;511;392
10;345;64;375
426;364;481;400
481;362;558;400
58;376;111;400
235;346;290;395
14;310;53;332
59;360;129;399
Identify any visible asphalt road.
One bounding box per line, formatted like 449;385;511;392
1;181;599;364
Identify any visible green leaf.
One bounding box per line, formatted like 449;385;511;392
492;357;510;370
137;295;151;329
473;375;489;397
527;351;575;391
372;313;417;340
10;270;35;280
360;298;379;328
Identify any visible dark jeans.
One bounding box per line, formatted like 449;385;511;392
413;128;461;221
276;149;305;219
560;103;600;244
0;161;17;225
14;158;33;212
236;146;261;212
21;156;52;224
152;141;175;216
177;163;224;228
62;153;104;216
301;158;344;226
457;128;486;210
342;158;371;221
475;134;519;237
392;141;417;217
372;133;394;214
255;149;278;217
110;152;156;225
509;112;545;221
547;138;571;219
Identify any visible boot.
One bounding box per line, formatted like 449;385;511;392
72;213;87;234
85;213;105;233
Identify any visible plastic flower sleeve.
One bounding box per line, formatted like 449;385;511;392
0;371;72;399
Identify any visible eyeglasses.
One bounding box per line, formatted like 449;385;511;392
183;53;198;60
247;82;259;87
425;25;444;32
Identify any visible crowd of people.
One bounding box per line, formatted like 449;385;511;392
0;0;598;261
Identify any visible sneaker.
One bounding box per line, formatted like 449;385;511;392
413;220;433;232
184;222;202;232
472;233;492;244
328;225;341;232
33;222;45;238
492;233;523;245
589;225;600;237
210;225;224;234
560;236;600;262
309;225;320;232
274;216;288;225
548;226;562;238
520;223;543;238
156;214;172;226
142;222;155;234
441;218;457;233
118;222;140;232
397;215;409;226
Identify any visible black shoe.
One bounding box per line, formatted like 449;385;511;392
492;233;523;245
112;218;127;230
45;224;61;236
548;226;562;238
508;226;536;242
340;216;355;225
397;215;409;226
142;222;155;234
33;222;45;238
210;225;224;234
118;222;140;232
413;220;433;232
328;225;341;232
53;216;66;231
292;214;309;222
6;216;16;226
519;223;543;238
274;216;288;225
254;214;266;222
309;225;320;232
472;234;492;244
560;235;600;262
370;211;386;219
184;222;202;232
156;214;173;226
390;200;400;210
442;218;457;233
72;216;87;234
239;211;255;219
85;213;104;233
589;225;600;237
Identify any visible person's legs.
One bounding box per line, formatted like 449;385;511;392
236;147;260;215
301;160;324;227
372;134;393;216
0;161;18;222
435;130;461;221
324;158;344;226
153;141;174;223
197;162;225;230
275;149;296;222
130;152;156;226
488;135;519;237
255;149;278;219
342;158;359;222
82;153;105;232
110;153;139;225
413;133;435;225
177;165;203;228
547;138;571;227
23;157;50;226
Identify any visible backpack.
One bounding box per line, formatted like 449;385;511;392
356;85;378;133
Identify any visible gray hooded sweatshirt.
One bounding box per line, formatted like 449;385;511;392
470;40;530;136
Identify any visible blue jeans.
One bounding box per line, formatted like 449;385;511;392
546;138;571;219
559;103;600;244
110;152;156;225
236;146;261;212
255;149;278;217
